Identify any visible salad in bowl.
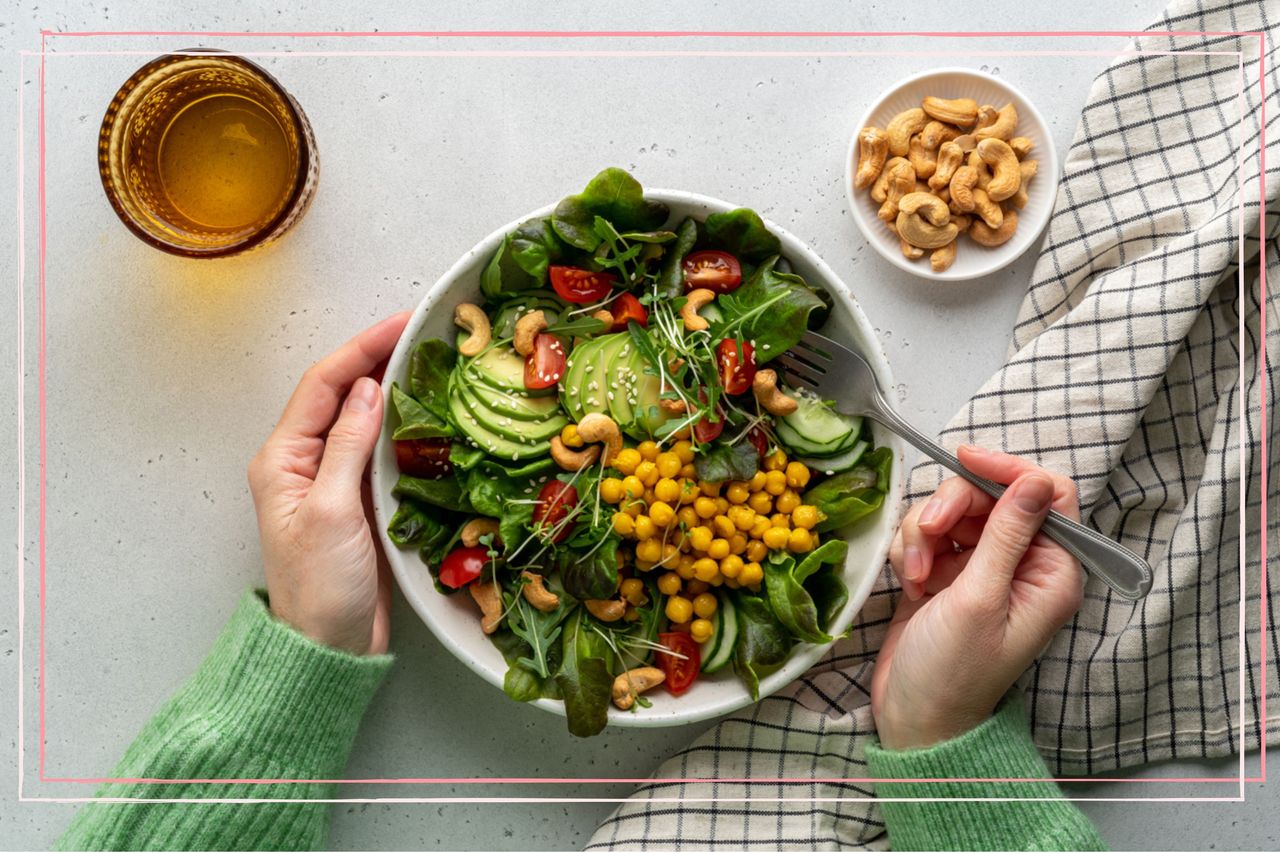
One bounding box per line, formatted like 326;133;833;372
378;169;896;737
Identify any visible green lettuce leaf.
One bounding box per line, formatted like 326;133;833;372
702;208;782;263
803;447;894;532
554;610;614;737
390;382;453;440
712;257;825;363
408;339;456;418
552;168;670;251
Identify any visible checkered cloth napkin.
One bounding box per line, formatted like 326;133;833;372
588;2;1279;849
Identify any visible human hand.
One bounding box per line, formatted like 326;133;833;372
248;312;411;656
870;446;1085;750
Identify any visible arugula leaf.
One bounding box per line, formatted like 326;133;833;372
408;339;457;418
694;440;759;483
803;447;893;532
393;473;466;512
505;588;573;679
618;229;677;243
555;610;614;737
731;592;794;700
544;316;608;337
551;168;670;251
761;540;849;645
703;208;782;263
508;218;565;283
712;257;825;364
391;382;453;440
491;628;563;702
656;217;698;298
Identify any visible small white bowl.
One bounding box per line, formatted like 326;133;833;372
845;67;1059;282
372;189;907;729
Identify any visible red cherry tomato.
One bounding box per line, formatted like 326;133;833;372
524;333;567;390
682;250;743;294
746;426;769;459
532;480;579;542
394;438;454;478
609;292;648;332
693;409;725;444
438;545;489;589
656;631;701;695
716;338;756;395
549;265;617;304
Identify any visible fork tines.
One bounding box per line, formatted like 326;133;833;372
776;331;836;391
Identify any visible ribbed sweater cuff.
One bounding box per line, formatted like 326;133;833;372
172;590;393;775
867;694;1106;851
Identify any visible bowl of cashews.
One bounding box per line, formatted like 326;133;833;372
845;67;1060;282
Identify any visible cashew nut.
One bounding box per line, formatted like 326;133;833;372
977;138;1021;203
885;107;927;156
952;133;978;153
1008;136;1034;159
513;310;548;357
896;192;959;250
922;95;979;127
972;104;999;133
971;188;1003;230
967;150;993;191
454;303;491;357
920;119;960;151
1010;159;1038;209
591;309;613;324
952;213;973;232
576;412;623;466
907;134;937;179
969;207;1018;247
929;141;965;191
585;598;626;622
460;518;501;548
611;666;666;710
973;103;1018;142
870;156;909;203
550;435;601;471
853;126;889;190
520;571;560;612
949;165;979;213
660;397;688;414
681;289;715;332
469;582;502;635
877;160;916;224
930;241;958;273
899;192;951;226
752;369;798;416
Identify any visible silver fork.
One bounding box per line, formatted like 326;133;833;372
777;330;1153;600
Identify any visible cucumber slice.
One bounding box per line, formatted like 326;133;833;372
702;595;738;674
778;391;862;455
797;440;869;475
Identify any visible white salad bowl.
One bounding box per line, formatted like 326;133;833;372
845;67;1059;282
372;189;906;729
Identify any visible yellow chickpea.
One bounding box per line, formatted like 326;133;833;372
775;489;801;514
714;497;730;514
560;423;584;448
748;491;773;515
676;556;697;580
694;497;718;519
720;554;744;579
792;505;822;530
637;440;660;461
676;506;699;529
746;539;768;563
762;527;790;550
665;595;694;624
620;578;646;604
712;514;736;538
600;477;625;504
749;470;768;491
686;579;711;596
687;526;713;552
642;488;656;505
749;517;772;539
770;513;792;530
635;460;659;487
788;527;814;553
724;577;741;589
623;498;645;518
673;440;695;464
764;469;788;495
764;449;788;471
693;592;718;619
612;512;635;536
678;479;700;505
692;558;719;582
634;515;656;540
730;506;756;531
612;447;641;475
690;618;714;643
649;500;675;528
707;538;731;560
621;475;645;499
653;477;680;504
699;480;721;497
785;461;811;489
624;605;640;622
679;463;698;479
635;538;662;562
656;452;682;479
657;572;682;596
660;542;681;566
740;561;764;586
729;533;749;555
726;481;751;504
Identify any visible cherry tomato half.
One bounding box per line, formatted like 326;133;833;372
524;333;567;390
549;265;617;304
746;425;769;460
656;631;701;695
682;250;743;294
610;292;648;332
438;545;489;589
716;338;756;395
533;480;579;542
394;438;454;479
693;409;725;444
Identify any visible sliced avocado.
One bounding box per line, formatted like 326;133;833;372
448;387;551;461
470;381;562;422
491;295;561;339
466;346;554;398
627;343;678;439
458;384;567;443
574;334;617;420
560;336;601;422
597;335;635;429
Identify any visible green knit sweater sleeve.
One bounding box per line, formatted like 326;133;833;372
866;694;1106;852
57;590;392;852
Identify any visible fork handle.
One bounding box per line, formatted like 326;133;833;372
872;404;1153;600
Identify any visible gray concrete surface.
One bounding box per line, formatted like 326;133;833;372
3;1;1274;850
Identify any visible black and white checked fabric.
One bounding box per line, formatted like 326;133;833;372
589;3;1279;848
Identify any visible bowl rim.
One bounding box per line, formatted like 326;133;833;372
371;187;906;728
844;66;1060;283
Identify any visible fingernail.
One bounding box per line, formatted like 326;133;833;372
917;496;942;527
903;546;924;582
1013;474;1054;513
346;377;378;413
961;444;989;456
